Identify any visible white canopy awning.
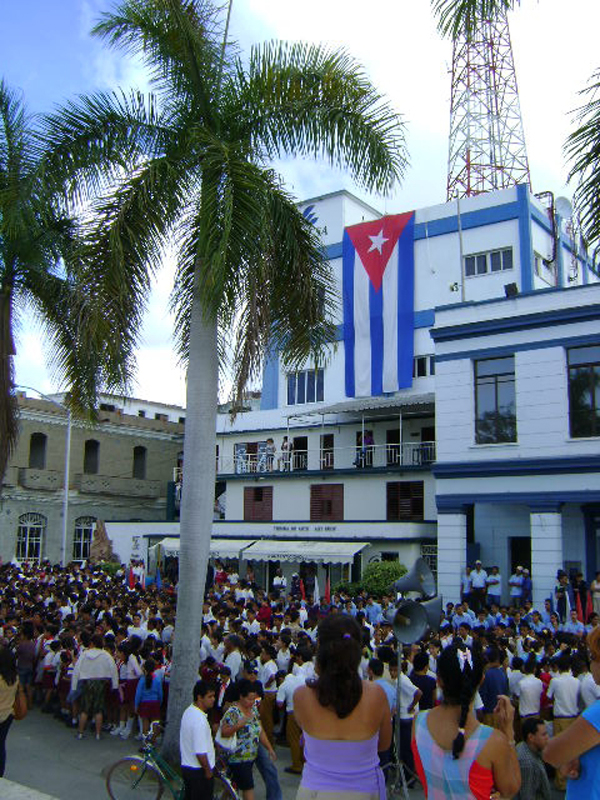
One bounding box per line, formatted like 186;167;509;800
241;539;369;565
153;538;254;559
286;392;434;419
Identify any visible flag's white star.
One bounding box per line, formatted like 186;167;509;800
367;228;388;254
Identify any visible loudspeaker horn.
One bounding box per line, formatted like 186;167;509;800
391;557;436;598
391;600;428;644
420;595;443;635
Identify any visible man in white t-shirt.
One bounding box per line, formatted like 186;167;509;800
180;680;216;799
546;654;580;790
515;661;544;718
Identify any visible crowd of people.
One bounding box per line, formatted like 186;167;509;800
2;556;600;799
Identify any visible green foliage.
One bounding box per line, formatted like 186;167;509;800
97;560;121;576
361;561;407;597
431;0;515;39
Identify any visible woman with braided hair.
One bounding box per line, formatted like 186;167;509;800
293;614;391;799
411;643;520;799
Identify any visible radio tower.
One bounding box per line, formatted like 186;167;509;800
446;9;531;199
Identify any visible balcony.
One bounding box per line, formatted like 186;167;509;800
18;468;63;491
74;474;162;498
209;441;436;476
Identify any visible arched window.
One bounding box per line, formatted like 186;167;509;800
132;446;147;480
29;432;47;469
16;513;46;560
73;516;96;561
83;439;100;474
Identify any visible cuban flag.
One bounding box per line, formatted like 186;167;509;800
343;212;415;397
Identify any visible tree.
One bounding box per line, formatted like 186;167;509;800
0;80;126;492
42;0;407;759
430;0;600;245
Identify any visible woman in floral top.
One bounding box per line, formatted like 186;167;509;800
220;678;276;799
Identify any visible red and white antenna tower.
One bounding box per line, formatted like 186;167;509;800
446;9;531;200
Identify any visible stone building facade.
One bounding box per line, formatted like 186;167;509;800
0;393;184;564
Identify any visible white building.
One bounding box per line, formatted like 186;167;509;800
119;183;599;604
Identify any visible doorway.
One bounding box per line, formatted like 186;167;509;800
509;536;531;573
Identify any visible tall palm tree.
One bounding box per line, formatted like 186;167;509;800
0;80;127;493
42;0;407;757
431;0;600;245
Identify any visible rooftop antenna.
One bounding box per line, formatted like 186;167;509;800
447;8;531;199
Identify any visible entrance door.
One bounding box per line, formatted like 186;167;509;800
509;536;531;573
292;436;308;471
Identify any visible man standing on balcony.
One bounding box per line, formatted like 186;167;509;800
471;561;488;613
280;437;292;471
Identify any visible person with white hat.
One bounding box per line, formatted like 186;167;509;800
471;560;488;613
509;566;524;608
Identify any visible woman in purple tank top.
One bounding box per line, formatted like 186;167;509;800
293;615;391;800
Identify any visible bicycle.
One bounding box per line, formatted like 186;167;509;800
106;723;239;799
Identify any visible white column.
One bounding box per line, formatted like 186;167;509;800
530;510;563;609
437;512;467;604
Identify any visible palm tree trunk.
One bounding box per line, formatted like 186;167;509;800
0;289;17;495
161;263;219;762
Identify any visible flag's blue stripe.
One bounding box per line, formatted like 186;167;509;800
342;231;356;397
370;280;383;395
397;214;415;388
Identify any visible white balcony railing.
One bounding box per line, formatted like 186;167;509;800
171;442;435;480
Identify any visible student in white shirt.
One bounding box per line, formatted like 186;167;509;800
180;680;216;799
546;654;580;790
515;659;543;718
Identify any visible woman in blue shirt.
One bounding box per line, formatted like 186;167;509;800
544;627;600;798
134;658;163;737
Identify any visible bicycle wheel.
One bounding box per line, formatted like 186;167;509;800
106;757;165;800
213;770;239;800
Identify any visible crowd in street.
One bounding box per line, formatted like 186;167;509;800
2;557;600;799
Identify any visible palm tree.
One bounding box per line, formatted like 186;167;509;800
431;0;600;245
0;80;127;493
42;0;407;758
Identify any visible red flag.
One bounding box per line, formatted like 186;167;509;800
128;566;135;589
586;591;594;623
576;591;584;622
300;579;306;600
324;577;331;604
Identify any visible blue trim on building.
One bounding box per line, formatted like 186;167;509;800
530;204;553;236
431;302;600;343
517;184;534;292
260;351;280;410
325;242;343;260
433;456;600;479
436;490;600;511
434;331;600;364
218;463;434;480
414;201;520;240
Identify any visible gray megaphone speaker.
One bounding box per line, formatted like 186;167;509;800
391;557;436;598
420;595;443;635
391;600;428;644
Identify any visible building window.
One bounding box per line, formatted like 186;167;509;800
243;486;273;521
16;513;46;560
138;410;146;418
310;484;343;521
386;481;424;521
412;355;435;378
154;412;169;422
474;356;517;444
132;446;147;479
465;247;513;278
28;433;47;470
73;516;95;561
83;439;100;474
287;368;324;405
421;543;438;581
568;345;600;438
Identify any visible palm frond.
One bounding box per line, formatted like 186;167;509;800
40;89;170;207
230;42;406;194
566;69;600;245
92;0;227;122
431;0;515;38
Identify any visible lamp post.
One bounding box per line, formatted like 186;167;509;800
17;386;72;566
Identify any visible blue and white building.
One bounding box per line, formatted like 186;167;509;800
135;184;598;605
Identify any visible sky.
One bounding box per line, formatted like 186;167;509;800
2;0;599;407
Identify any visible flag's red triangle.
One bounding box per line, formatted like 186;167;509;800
346;212;413;292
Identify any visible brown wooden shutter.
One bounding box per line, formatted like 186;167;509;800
244;486;273;521
310;484;343;521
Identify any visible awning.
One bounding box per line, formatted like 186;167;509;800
286;392;434;419
153;538;254;559
242;539;369;564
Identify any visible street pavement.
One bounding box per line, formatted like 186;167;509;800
5;708;428;799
